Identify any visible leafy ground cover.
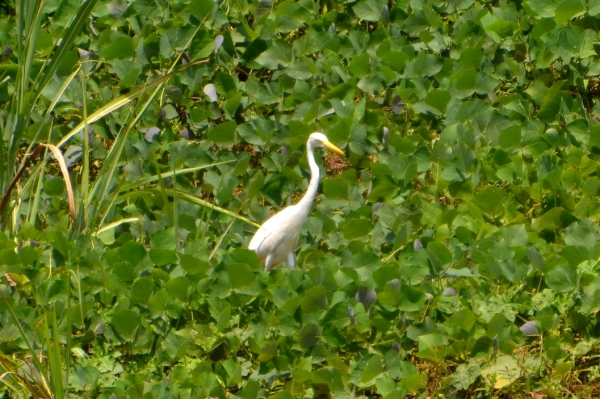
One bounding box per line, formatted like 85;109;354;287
3;0;600;397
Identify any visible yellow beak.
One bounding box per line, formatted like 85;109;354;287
322;141;345;156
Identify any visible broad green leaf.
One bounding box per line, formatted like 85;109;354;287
425;89;451;112
255;40;292;69
417;333;446;363
103;36;134;60
166;276;191;301
131;278;154;304
498;125;521;149
564;220;596;250
360;354;383;384
241;39;268;63
179;254;211;275
349;53;370;78
399;373;428;393
554;0;584;25
472;186;504;215
299;322;321;349
323;178;349;200
111;309;140;341
525;0;562;17
118;241;146;265
189;0;214;22
353;0;381;21
207;121;237;144
546;265;577;292
301;285;329;313
537;91;572;123
408;52;443;77
44;178;65;196
149;249;178;266
481;356;521;389
340;218;372;240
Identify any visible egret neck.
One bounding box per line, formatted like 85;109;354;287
296;139;321;218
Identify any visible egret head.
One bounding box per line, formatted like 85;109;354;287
308;132;344;155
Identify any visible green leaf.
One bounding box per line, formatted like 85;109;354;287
450;360;481;390
166;276;191;301
484;18;513;40
382;51;408;72
103;36;134;60
502;224;529;247
270;391;294;399
224;92;243;118
472;186;504;215
360;354;383;384
149;248;178;266
299;322;321;349
554;0;584;25
498;126;521;149
118;241;146;265
189;0;214;22
215;72;238;95
546;265;577;292
44;178;65;196
0;249;19;266
131;277;154;304
179;253;210;275
286;59;313;80
564;220;596;250
340;218;373;240
150;228;177;250
111;309;140;341
227;263;257;291
526;0;563;17
241;39;268;63
399;373;428;393
148;291;169;312
417;333;446;363
425;89;451;112
258;342;278;362
409;52;443;77
301;285;329;313
353;0;381;21
255;40;292;69
537;91;572;123
349;53;370;78
534;207;576;231
481;355;520;389
208;121;237;144
323;178;349;200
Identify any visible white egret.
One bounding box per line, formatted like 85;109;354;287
249;132;344;271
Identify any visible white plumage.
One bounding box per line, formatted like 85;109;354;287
249;132;344;271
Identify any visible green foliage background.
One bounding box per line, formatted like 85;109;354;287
3;0;600;397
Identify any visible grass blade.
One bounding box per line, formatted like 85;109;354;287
80;69;90;230
43;144;77;224
32;0;99;102
146;189;260;228
92;217;140;236
0;144;76;225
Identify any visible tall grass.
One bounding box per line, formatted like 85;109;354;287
0;0;229;396
0;0;98;228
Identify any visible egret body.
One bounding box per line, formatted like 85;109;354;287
248;132;344;271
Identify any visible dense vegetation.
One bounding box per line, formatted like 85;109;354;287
3;0;600;397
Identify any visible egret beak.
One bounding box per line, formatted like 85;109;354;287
322;141;345;156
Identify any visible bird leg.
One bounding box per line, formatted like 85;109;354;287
287;252;295;268
265;253;274;271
